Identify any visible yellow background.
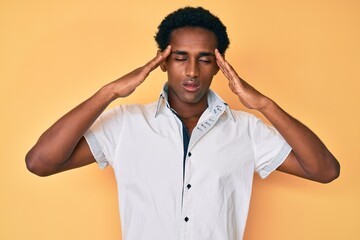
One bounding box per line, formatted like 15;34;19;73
1;0;359;239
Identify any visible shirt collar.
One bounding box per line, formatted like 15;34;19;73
155;83;235;122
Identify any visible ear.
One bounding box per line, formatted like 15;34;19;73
157;50;167;72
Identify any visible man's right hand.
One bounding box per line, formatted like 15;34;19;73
107;45;171;99
25;46;171;176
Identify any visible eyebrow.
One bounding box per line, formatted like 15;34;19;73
199;52;215;57
171;50;187;55
171;50;214;57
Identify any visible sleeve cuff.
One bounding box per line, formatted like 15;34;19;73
258;143;292;179
83;130;109;170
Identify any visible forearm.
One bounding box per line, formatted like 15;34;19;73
215;51;339;182
26;47;171;176
260;98;340;182
25;84;116;174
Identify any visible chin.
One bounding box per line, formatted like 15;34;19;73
182;95;205;104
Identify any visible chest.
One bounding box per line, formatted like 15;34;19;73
113;114;255;185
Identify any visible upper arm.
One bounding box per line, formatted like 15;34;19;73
55;137;96;174
276;150;314;180
26;137;96;176
277;149;340;183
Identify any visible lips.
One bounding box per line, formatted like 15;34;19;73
183;79;200;92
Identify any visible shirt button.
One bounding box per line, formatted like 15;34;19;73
184;217;189;222
188;152;192;157
187;184;192;189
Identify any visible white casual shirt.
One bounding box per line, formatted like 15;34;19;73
84;86;292;240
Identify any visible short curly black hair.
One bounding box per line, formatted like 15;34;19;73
154;6;230;54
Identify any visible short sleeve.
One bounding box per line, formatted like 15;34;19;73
248;115;292;179
84;106;123;169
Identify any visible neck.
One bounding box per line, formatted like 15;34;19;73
168;92;208;136
168;96;208;119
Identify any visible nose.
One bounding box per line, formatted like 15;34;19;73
185;59;199;78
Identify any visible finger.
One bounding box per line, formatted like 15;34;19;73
215;50;244;92
218;63;231;80
215;49;237;75
215;49;227;68
224;62;239;83
215;49;233;78
216;60;233;81
216;54;239;83
146;45;171;72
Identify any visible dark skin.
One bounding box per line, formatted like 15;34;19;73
25;46;172;176
26;27;340;184
161;27;219;134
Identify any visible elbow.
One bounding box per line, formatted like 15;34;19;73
25;149;54;177
318;159;341;184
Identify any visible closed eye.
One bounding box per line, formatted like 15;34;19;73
199;58;212;63
175;58;187;61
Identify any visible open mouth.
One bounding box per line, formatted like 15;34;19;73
183;80;200;92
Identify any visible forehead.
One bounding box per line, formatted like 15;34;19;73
168;27;217;52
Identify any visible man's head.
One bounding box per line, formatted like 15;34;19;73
155;6;230;55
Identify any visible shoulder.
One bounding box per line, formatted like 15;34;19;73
228;108;276;135
229;108;261;124
105;101;158;117
90;101;159;132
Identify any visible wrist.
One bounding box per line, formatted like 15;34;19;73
97;83;118;104
257;97;275;114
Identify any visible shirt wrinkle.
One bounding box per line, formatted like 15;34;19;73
83;83;292;240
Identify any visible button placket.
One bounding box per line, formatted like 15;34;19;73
188;108;224;152
186;152;192;190
182;150;192;226
180;103;226;233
